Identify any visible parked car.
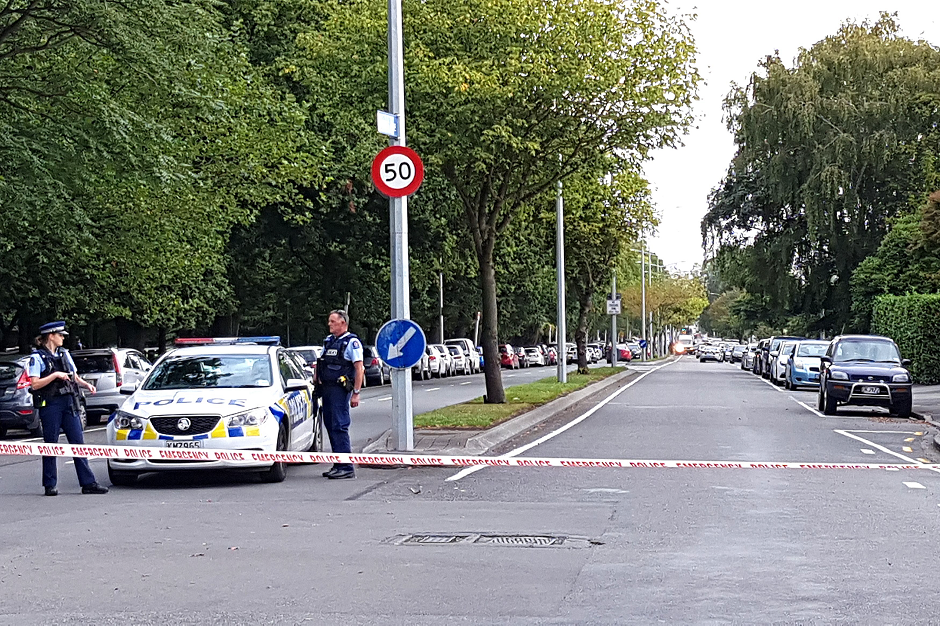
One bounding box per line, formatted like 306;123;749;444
431;344;457;376
446;344;472;375
784;340;829;390
363;345;391;386
426;345;448;378
626;342;642;360
475;346;485;370
445;339;480;374
290;345;322;379
525;347;546;366
752;339;769;374
817;335;913;417
71;348;152;424
0;355;42;437
499;344;520;369
614;344;633;362
516;346;530;368
730;344;747;363
741;343;759;371
587;344;602;363
770;340;799;384
762;336;803;379
412;351;431;381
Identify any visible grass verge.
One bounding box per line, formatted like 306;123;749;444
414;367;625;429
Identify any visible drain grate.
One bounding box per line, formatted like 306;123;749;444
385;533;599;548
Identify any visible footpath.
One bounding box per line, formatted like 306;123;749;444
361;363;653;456
911;385;940;450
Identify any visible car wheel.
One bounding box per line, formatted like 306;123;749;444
892;398;913;419
822;386;837;416
78;403;88;429
259;423;289;483
378;369;385;386
107;463;138;487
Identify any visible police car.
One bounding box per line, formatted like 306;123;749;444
106;337;322;486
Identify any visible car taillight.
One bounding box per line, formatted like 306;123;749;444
371;357;379;367
16;369;30;390
113;352;123;387
429;355;436;361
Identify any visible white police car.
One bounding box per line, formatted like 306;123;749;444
106;338;321;485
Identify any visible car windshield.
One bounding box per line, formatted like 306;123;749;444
797;343;828;357
447;346;461;356
833;340;901;363
73;354;114;374
143;354;273;390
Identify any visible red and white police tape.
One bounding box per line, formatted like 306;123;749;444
0;441;938;471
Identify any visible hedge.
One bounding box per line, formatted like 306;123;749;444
871;294;940;384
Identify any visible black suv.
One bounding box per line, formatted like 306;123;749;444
818;335;913;417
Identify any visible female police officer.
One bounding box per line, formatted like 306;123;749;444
28;321;109;496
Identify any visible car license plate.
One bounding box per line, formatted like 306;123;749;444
165;440;203;448
860;386;881;395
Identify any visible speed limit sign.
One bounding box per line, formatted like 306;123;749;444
371;146;425;198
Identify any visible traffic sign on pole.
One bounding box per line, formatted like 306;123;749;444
371;146;424;198
376;319;427;369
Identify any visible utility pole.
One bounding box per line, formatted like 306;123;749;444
387;0;413;450
556;176;567;383
640;242;646;362
438;270;444;343
610;272;617;366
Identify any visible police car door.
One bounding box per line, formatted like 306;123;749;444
276;350;313;450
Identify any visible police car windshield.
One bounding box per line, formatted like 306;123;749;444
143;355;273;390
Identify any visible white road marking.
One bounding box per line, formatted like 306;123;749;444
790;397;824;417
758;376;786;393
903;446;913;453
506;374;516;378
834;430;940;476
903;482;926;489
427;388;440;392
446;358;680;482
460;382;471;385
378;396;392;402
861;449;876;455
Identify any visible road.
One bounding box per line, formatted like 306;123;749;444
1;356;938;624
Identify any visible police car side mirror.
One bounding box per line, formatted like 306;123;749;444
284;378;310;392
120;384;138;395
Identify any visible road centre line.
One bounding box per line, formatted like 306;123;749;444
460;382;471;385
427;388;440;392
834;429;940;476
903;482;926;489
378;396;392;402
861;449;876;454
445;358;680;482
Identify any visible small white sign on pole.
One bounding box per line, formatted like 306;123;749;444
377;110;400;138
606;299;621;315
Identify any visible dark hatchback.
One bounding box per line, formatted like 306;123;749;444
0;355;41;437
818;335;913;417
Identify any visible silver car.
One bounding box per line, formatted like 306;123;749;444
72;348;151;424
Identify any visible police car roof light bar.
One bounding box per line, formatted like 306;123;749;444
174;336;281;346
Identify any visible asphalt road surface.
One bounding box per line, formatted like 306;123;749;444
2;356;939;624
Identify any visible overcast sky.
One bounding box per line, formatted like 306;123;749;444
643;1;940;274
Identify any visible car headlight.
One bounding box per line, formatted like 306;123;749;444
227;407;268;427
792;358;804;369
892;373;911;383
830;370;849;380
114;410;145;430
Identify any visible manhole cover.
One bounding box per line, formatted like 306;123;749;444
385;534;599;548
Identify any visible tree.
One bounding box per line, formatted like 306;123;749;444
702;14;940;335
292;0;699;401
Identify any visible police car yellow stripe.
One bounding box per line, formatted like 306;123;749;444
116;429;128;441
210;421;228;439
143;422;159;440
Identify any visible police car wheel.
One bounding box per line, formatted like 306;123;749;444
108;463;138;487
307;418;323;452
78;403;88;429
259;424;289;483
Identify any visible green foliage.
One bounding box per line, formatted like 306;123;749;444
872;294;940;384
703;14;940;334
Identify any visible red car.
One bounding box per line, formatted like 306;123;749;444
616;345;633;362
499;344;520;369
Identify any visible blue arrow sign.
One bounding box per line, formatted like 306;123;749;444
376;319;427;369
639;339;648;349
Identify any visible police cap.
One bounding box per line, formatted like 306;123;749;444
39;321;69;336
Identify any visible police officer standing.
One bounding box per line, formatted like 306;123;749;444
28;321;109;496
315;309;364;479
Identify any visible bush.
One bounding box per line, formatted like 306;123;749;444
871;294;940;384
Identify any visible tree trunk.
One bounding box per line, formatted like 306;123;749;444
479;251;505;404
575;287;592;375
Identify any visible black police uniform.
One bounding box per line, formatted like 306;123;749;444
317;332;359;475
31;346;99;490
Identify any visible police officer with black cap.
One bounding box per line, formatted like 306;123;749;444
315;309;364;479
28;321;108;496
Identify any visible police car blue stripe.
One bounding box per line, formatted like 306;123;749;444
128;429;143;440
158;435;173;441
193;434;209;440
228;427;244;438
